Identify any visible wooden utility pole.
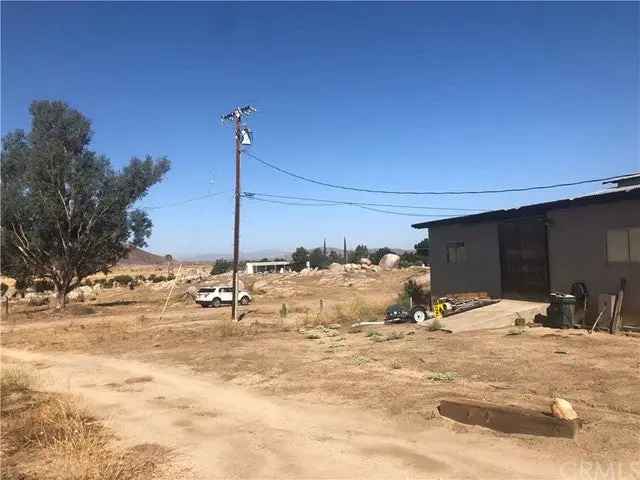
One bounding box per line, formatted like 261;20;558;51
221;106;256;321
343;237;347;264
231;114;241;321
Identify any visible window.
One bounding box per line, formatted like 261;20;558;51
607;228;640;263
446;241;466;264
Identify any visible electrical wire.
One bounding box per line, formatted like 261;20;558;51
246;152;623;195
244;195;455;217
140;191;228;210
244;191;481;211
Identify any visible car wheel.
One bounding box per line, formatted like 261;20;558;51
240;296;250;306
212;298;222;308
410;306;427;323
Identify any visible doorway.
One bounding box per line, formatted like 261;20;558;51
498;217;550;300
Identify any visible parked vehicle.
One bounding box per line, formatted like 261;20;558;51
195;286;252;308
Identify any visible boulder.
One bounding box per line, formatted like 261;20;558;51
328;263;344;272
379;253;401;269
359;258;372;266
26;293;49;306
252;279;270;294
3;287;17;299
550;398;578;420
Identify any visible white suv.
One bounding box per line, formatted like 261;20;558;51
195;286;252;308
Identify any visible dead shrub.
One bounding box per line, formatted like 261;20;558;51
1;364;37;399
1;376;168;480
332;298;385;325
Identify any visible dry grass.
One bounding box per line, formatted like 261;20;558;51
1;365;169;480
331;297;386;325
1;364;37;398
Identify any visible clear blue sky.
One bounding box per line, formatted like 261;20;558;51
2;2;638;258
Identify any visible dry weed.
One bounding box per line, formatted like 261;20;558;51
1;367;167;480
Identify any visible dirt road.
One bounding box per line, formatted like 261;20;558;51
3;348;564;479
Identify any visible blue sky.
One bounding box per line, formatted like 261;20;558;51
2;2;638;258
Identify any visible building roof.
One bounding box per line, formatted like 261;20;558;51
245;261;291;266
412;173;640;229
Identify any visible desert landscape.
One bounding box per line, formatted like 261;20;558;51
2;263;639;479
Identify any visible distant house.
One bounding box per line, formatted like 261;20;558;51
245;261;291;274
412;174;640;327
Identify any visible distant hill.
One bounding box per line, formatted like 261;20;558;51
181;246;411;262
118;247;168;266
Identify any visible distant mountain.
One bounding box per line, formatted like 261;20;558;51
118;247;168;266
182;249;292;262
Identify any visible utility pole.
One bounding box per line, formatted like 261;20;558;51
343;237;347;264
221;105;256;321
323;238;327;257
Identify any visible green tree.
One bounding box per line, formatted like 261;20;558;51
291;247;309;271
351;244;369;262
414;237;430;259
328;250;340;263
371;247;393;265
309;248;330;269
211;258;231;275
1;101;170;308
399;251;423;267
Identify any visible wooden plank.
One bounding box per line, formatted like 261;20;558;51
610;278;626;334
438;400;579;439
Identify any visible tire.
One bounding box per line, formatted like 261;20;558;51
212;298;222;308
410;306;427;323
240;296;250;306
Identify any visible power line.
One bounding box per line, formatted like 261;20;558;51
244;194;455;217
246;152;622;195
140;191;228;210
244;191;482;211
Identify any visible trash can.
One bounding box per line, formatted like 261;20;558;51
546;293;576;328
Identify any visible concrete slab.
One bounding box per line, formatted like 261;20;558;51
432;299;548;333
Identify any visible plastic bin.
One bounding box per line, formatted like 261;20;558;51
546;293;576;328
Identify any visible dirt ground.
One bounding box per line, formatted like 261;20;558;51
2;267;639;479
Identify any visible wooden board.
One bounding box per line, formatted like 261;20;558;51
438;400;579;439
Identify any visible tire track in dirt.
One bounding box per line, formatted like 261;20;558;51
2;348;562;479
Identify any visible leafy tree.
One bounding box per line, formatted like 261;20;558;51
371;247;393;265
309;248;330;269
351;244;369;263
414;237;430;260
1;101;170;308
399;251;423;267
328;250;340;263
211;258;231;275
291;246;309;271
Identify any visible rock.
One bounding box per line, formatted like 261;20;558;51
252;279;269;294
26;293;49;306
379;253;401;269
3;287;16;299
185;286;198;300
550;398;578;420
359;258;372;265
328;263;344;272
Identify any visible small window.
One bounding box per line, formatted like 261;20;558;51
607;228;640;263
446;241;466;264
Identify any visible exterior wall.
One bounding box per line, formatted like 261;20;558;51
548;199;640;327
429;221;502;298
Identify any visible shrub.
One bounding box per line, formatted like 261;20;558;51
152;275;167;283
1;282;8;296
112;274;133;285
82;279;94;287
167;274;175;281
211;259;231;275
33;279;55;293
1;364;37;398
428;372;457;382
